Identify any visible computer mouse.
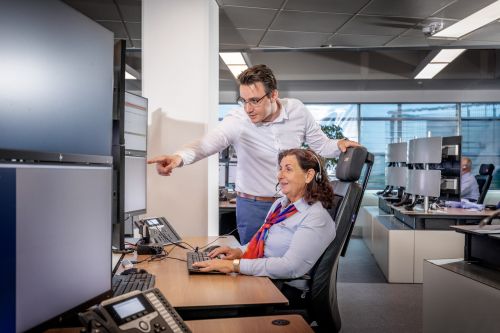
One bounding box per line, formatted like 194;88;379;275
121;268;138;275
204;245;221;253
121;268;148;275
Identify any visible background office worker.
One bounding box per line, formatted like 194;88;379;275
193;149;336;301
461;156;480;201
148;64;359;244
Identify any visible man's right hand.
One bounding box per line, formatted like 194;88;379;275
147;154;183;176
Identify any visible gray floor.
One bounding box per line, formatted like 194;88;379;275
337;237;422;333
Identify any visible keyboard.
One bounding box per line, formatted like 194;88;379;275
186;251;225;274
112;272;156;296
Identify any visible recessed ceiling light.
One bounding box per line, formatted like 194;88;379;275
414;49;465;79
227;64;248;79
219;52;248;79
125;71;136;80
433;1;500;38
415;63;448;79
431;49;466;63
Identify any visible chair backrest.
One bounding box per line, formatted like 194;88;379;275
475;163;495;204
307;147;374;332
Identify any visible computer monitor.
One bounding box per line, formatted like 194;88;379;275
386;142;407;163
123;93;148;220
0;162;112;332
436;136;462;201
112;92;148;246
124;155;147;217
124;92;148;152
0;0;113;159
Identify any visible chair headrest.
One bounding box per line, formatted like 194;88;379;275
336;146;368;181
479;164;495;176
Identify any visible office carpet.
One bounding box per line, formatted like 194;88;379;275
337;237;423;333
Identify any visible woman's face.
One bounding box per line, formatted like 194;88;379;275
278;155;314;203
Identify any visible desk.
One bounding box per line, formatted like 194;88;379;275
46;315;313;333
219;200;236;212
186;315;313;333
219;201;237;240
392;205;495;230
423;259;500;333
361;206;470;283
132;236;288;318
450;224;500;269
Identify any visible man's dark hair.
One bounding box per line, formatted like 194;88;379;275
237;64;277;94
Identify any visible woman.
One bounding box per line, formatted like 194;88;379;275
193;148;336;291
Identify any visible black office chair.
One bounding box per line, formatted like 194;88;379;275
274;147;374;332
475;163;495;204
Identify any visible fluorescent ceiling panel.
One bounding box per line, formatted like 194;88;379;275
433;1;500;38
125;71;136;80
431;49;466;63
220;52;248;79
219;52;246;65
415;63;448;79
227;64;248;78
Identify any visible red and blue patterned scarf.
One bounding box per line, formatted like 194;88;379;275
242;202;298;259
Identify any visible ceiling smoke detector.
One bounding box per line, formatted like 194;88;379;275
422;21;444;36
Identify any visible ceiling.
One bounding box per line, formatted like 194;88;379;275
217;0;500;50
62;0;500;93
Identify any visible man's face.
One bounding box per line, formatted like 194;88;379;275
239;82;276;124
461;158;469;175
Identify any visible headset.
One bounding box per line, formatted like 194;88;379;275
310;152;323;182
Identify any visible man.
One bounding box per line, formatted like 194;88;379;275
148;64;360;244
461;156;480;201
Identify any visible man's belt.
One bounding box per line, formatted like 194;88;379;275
236;192;278;202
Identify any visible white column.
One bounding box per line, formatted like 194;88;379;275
143;0;219;237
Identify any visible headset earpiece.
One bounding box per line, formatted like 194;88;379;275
311;153;322;182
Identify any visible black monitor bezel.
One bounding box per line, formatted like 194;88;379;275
0;148;113;166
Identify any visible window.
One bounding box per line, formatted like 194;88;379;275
360;104;458;189
219;102;500;190
461;103;500;190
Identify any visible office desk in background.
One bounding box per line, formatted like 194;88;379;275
132;236;288;319
186;314;313;333
219;200;238;241
392;206;496;230
359;205;497;283
46;314;313;333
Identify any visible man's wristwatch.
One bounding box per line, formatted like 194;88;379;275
233;259;240;273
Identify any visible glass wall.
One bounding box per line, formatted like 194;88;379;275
219;102;500;190
461;103;500;190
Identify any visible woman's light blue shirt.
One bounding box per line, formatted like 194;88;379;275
238;196;336;286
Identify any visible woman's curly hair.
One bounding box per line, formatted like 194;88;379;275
278;148;334;209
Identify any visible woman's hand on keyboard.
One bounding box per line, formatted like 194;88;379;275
192;259;234;273
208;246;242;260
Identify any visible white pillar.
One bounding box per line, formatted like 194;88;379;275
143;0;219;237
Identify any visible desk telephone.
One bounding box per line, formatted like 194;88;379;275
79;288;191;333
135;217;182;246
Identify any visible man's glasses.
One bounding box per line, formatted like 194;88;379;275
237;94;269;107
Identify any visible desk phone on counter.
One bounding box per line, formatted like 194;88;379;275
135;217;182;246
79;288;191;333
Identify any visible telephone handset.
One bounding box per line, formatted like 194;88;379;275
134;217;182;246
79;288;191;333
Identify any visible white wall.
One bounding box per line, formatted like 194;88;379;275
143;0;219;236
